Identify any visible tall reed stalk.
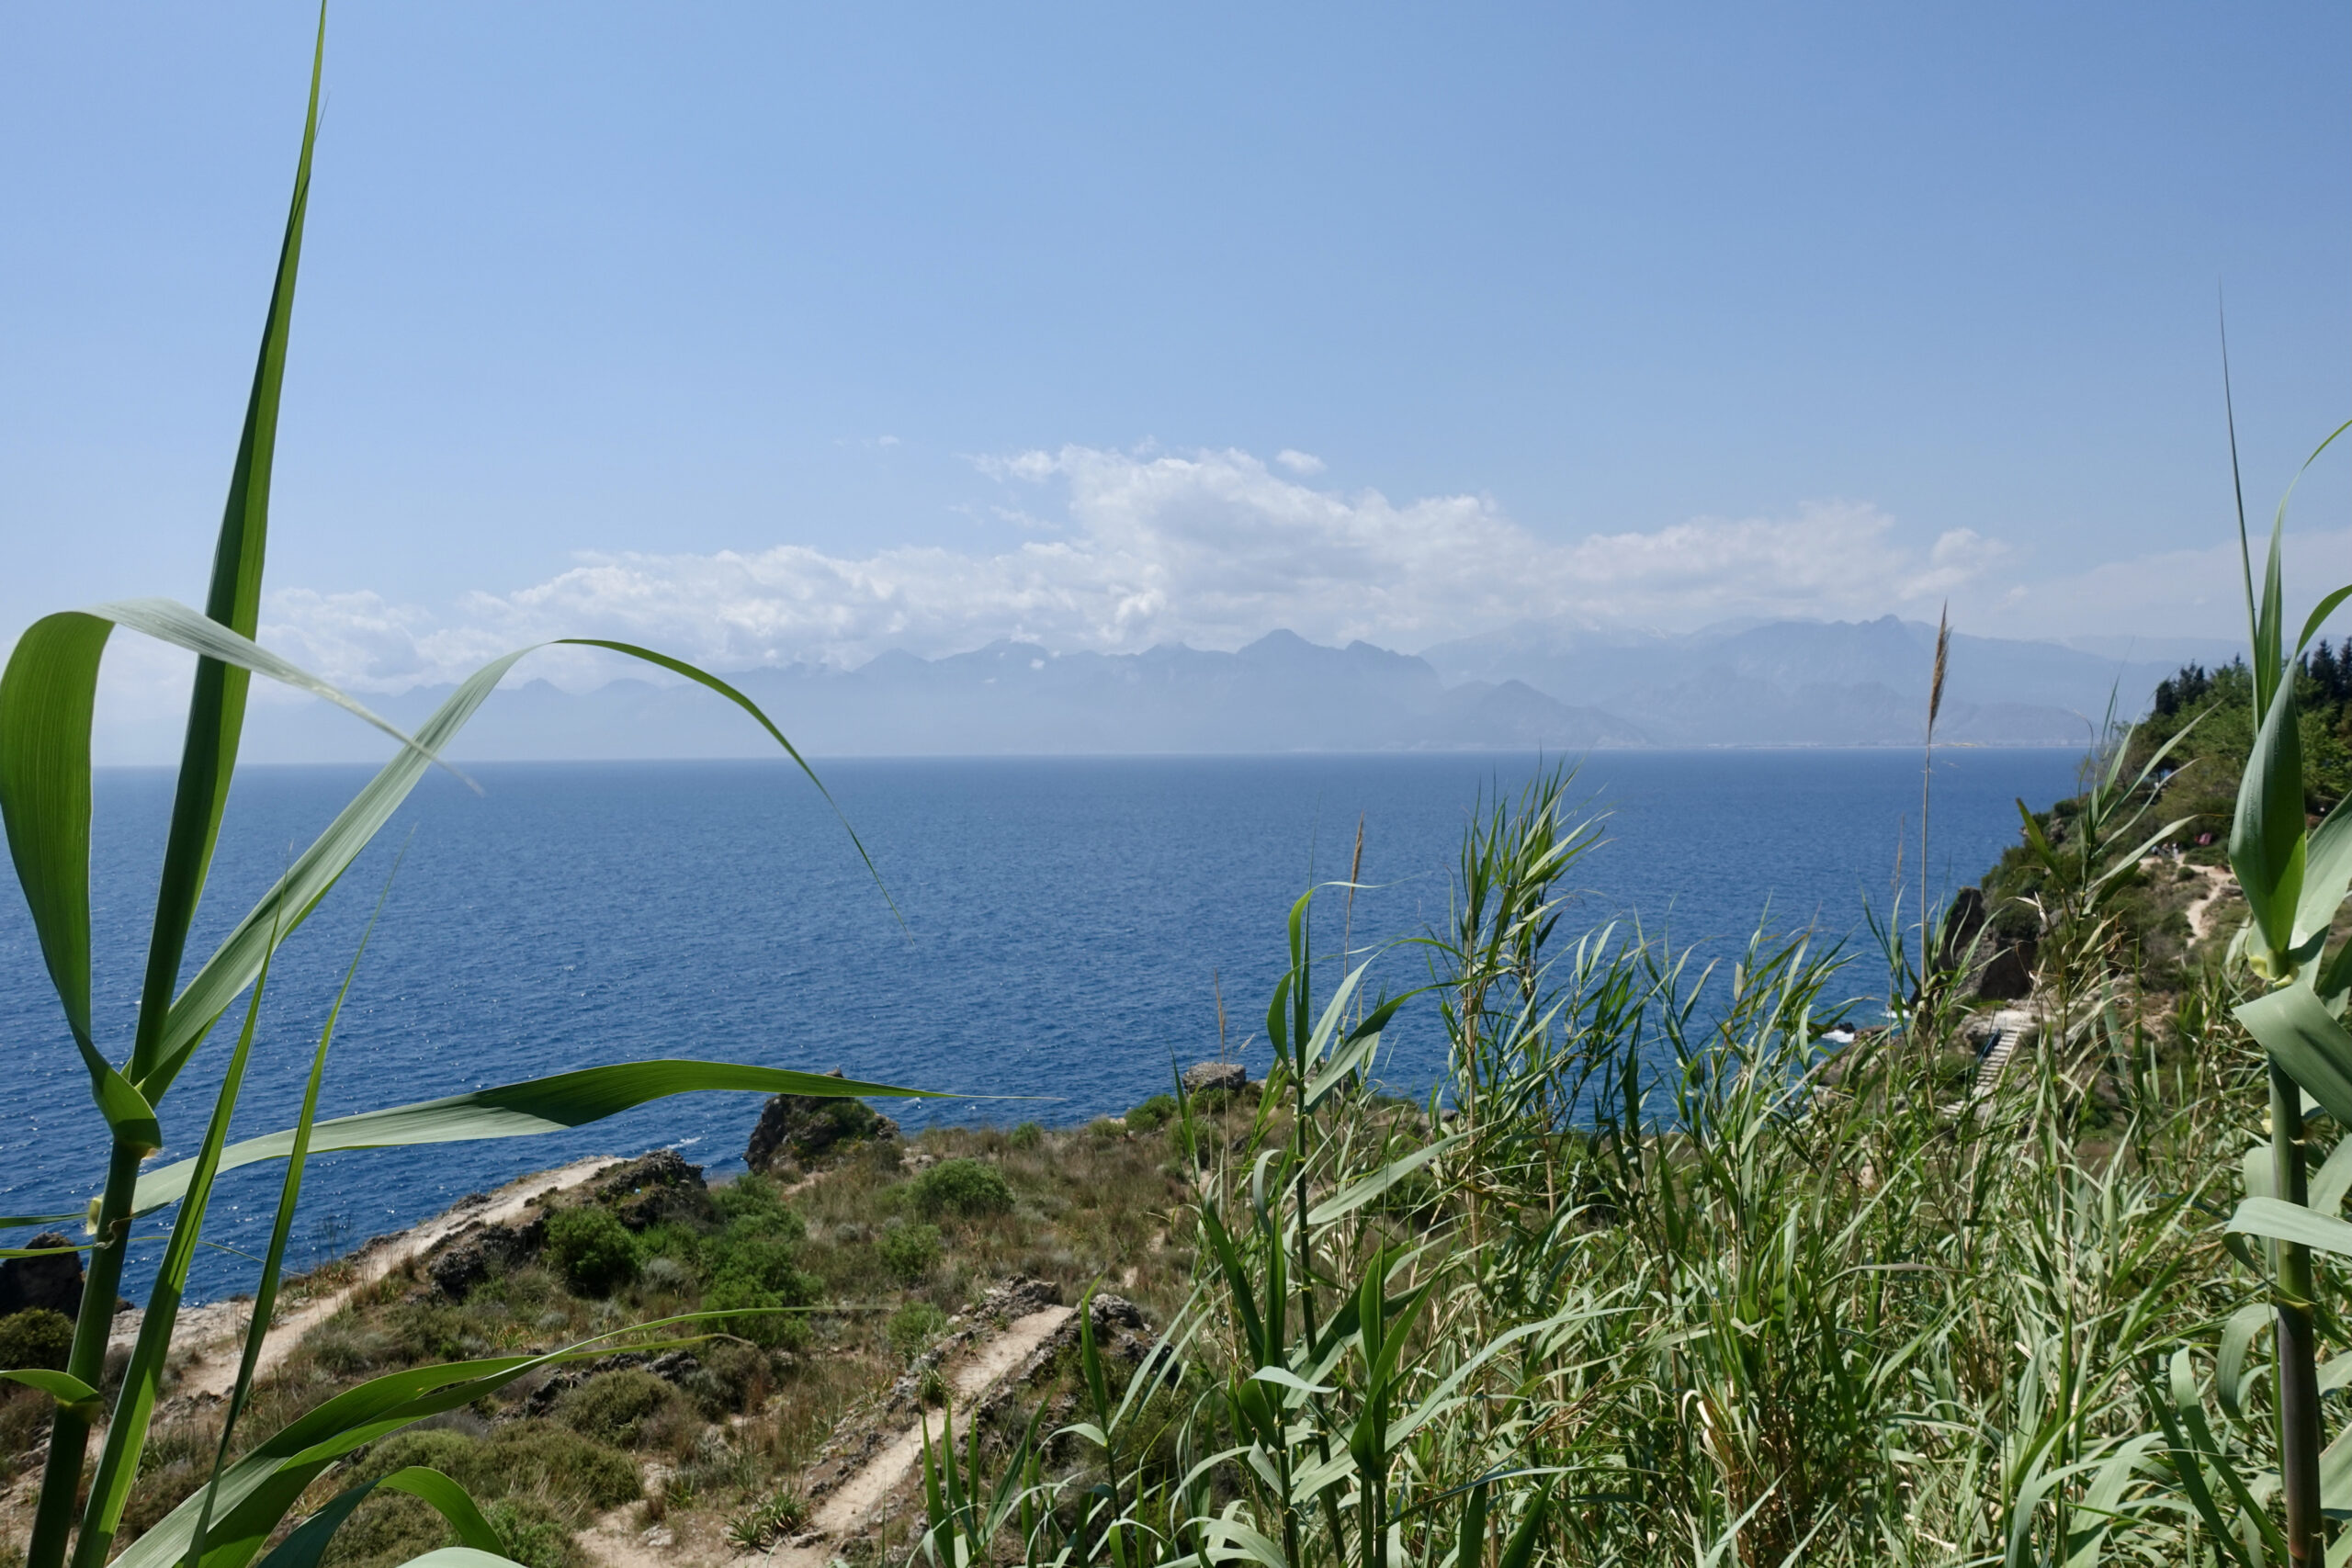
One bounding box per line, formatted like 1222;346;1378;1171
1;17;929;1567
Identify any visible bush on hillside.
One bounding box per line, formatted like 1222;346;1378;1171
546;1205;638;1297
0;1309;74;1372
704;1274;808;1350
908;1158;1012;1220
558;1369;677;1448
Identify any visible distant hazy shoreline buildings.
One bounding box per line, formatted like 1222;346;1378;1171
172;615;2239;766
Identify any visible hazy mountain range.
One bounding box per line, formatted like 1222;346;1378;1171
227;616;2237;762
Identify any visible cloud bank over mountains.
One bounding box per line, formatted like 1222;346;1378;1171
254;446;2016;696
74;440;2349;758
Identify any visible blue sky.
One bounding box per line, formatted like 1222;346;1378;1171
4;3;2347;702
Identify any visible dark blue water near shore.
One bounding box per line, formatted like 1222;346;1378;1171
0;749;2083;1300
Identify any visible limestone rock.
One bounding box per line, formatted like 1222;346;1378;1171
746;1071;900;1173
594;1150;713;1230
426;1215;546;1301
1181;1061;1249;1095
0;1232;85;1320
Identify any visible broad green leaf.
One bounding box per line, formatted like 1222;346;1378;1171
2326;1422;2352;1519
129;0;328;1098
0;613;114;1051
254;1469;503;1568
1495;1479;1552;1568
2229;1196;2352;1258
2312;1132;2352;1214
2244;1142;2278;1201
1302;993;1408;1112
0;1371;98;1413
2237;984;2352;1129
1306;1131;1465;1227
2218;1303;2273;1421
2302;798;2352;950
2232;677;2307;964
133;1059;934;1213
1250;1368;1336;1396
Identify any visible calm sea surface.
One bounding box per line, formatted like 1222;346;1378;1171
0;749;2083;1299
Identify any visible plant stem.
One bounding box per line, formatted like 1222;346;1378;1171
2269;1062;2324;1565
26;1139;142;1568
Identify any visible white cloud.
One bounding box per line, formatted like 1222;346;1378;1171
1275;449;1327;476
252;445;2032;694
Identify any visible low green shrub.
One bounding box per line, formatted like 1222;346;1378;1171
680;1340;768;1418
706;1235;808;1296
1008;1121;1045;1150
0;1309;74;1372
557;1370;675;1448
712;1177;807;1242
876;1221;944;1282
546;1205;639;1297
886;1301;949;1360
908;1157;1012;1220
305;1322;393;1377
482;1498;578;1568
703;1275;806;1350
476;1420;642;1512
1125;1094;1179;1133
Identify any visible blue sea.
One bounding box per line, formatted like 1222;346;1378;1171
0;749;2083;1300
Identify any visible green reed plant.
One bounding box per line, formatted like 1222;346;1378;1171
0;15;932;1568
908;767;2287;1568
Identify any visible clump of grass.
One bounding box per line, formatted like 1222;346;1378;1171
886;1302;949;1361
877;1220;944;1282
724;1489;808;1551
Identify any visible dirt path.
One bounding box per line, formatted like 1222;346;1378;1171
798;1306;1072;1545
131;1155;616;1402
2183;864;2236;946
574;1301;1077;1568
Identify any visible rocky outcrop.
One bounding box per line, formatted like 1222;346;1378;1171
594;1149;714;1230
746;1071;900;1174
0;1233;85;1320
426;1214;547;1301
1181;1061;1248;1095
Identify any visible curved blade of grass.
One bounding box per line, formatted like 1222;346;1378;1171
2229;1197;2352;1258
2229;677;2305;965
254;1467;503;1568
132;1059;936;1214
145;637;887;1105
1306;1131;1464;1227
0;1371;99;1415
2236;984;2352;1128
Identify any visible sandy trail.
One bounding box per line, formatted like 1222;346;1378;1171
801;1306;1073;1543
132;1155;616;1402
578;1302;1076;1568
2183;864;2237;946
